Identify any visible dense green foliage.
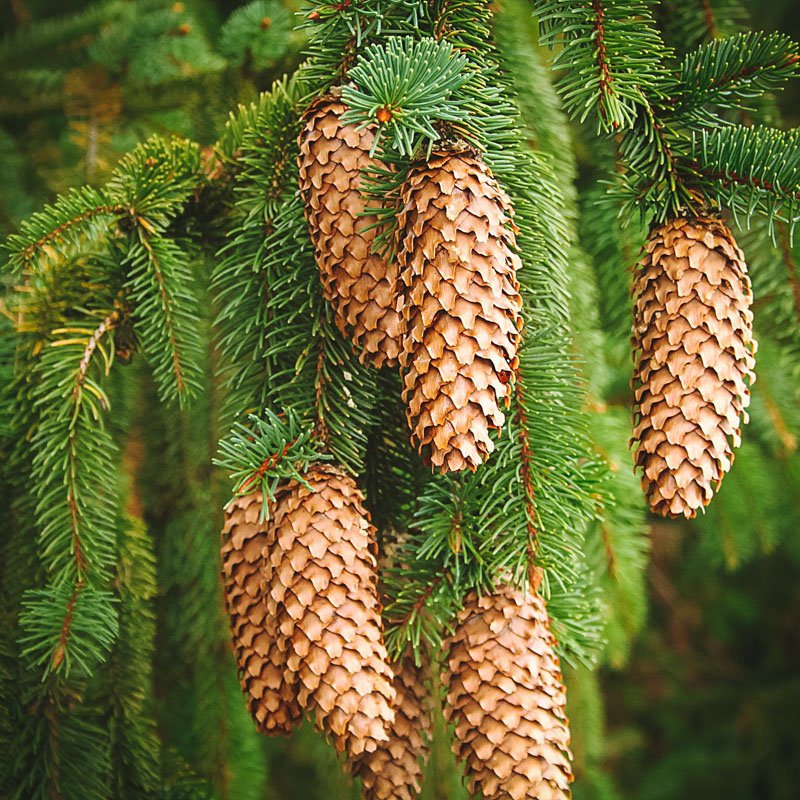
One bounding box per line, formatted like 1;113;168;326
1;1;799;799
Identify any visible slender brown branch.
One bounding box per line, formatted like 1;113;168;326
237;436;301;494
313;341;329;445
592;0;614;122
697;164;800;201
19;204;126;267
73;310;119;402
65;313;118;576
51;581;84;670
700;0;718;40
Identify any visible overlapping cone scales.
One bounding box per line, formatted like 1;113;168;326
354;649;432;800
632;217;756;518
220;492;301;735
298;95;402;367
443;585;572;800
264;466;395;757
397;152;522;473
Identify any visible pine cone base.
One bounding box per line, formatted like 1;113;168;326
354;648;432;800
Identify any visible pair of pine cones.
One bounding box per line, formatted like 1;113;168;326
298;94;757;518
221;471;572;800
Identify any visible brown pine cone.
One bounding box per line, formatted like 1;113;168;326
298;94;402;368
443;584;573;800
397;151;522;473
264;466;396;757
631;216;757;518
353;647;432;800
220;491;301;735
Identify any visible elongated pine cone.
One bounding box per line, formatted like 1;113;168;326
298;95;402;368
443;584;573;800
220;491;301;735
353;647;432;800
264;466;396;758
632;216;756;518
397;151;522;473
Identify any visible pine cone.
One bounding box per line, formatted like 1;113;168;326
443;584;573;800
397;151;522;473
353;647;432;800
298;94;402;368
264;465;396;757
632;216;756;518
220;491;301;735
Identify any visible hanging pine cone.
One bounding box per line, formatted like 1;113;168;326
298;94;402;368
443;584;573;800
264;465;396;758
397;150;522;473
220;491;301;735
353;647;432;800
631;216;757;518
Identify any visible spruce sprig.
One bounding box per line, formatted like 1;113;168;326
669;31;800;123
215;409;327;518
534;0;671;132
341;36;472;156
691;125;800;237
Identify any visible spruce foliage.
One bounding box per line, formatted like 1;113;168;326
1;0;800;797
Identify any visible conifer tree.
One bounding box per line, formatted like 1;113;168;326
2;1;800;799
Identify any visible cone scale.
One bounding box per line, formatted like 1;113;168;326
631;216;757;518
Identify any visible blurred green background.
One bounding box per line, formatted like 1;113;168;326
2;2;800;799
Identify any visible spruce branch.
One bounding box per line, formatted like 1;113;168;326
122;232;204;406
214;409;326;517
32;312;120;589
662;0;749;51
218;0;293;69
18;583;118;679
534;0;670;131
668;32;800;123
690;124;800;235
4;188;125;277
341;36;472;156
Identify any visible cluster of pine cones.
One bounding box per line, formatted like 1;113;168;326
219;88;758;799
298;94;523;474
221;476;571;800
296;93;756;516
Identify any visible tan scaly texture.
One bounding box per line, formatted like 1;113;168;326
397;151;522;473
264;465;396;758
353;647;432;800
443;584;573;800
220;491;301;735
352;530;433;799
632;216;756;518
298;94;402;368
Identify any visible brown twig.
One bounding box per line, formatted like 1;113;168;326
592;1;615;125
19;204;126;267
